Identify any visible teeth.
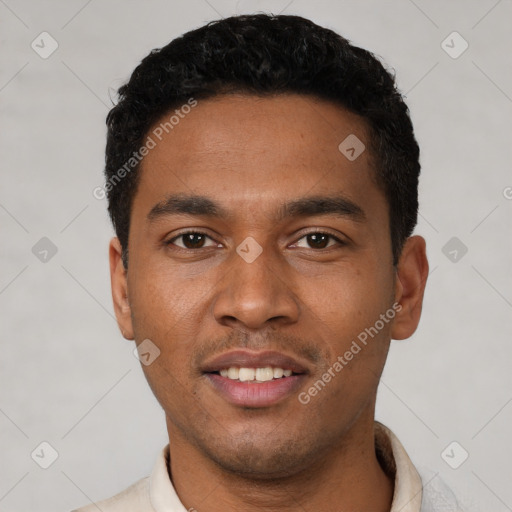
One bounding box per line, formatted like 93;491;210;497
218;367;295;382
227;367;239;380
238;368;255;381
273;368;284;378
255;367;274;382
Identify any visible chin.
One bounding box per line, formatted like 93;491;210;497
196;431;319;480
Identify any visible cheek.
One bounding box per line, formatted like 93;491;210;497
129;271;204;417
128;263;206;338
140;357;207;436
128;265;209;381
300;263;394;342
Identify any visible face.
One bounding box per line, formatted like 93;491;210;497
110;93;428;478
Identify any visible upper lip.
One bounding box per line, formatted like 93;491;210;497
201;350;309;374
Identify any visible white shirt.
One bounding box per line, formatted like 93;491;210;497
73;422;463;511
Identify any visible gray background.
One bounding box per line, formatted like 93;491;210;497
1;0;511;511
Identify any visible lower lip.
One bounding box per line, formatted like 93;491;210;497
205;373;306;407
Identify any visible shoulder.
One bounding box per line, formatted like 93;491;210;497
71;476;152;512
417;467;467;512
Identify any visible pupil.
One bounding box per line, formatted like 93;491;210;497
309;233;328;249
185;233;204;248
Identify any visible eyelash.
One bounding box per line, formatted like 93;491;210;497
165;230;346;251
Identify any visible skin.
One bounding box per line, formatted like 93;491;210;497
109;93;428;512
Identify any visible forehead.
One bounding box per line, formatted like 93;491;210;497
133;93;383;221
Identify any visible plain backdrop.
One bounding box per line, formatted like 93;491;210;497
1;1;511;511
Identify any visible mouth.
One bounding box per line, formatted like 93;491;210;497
201;350;309;408
215;366;296;381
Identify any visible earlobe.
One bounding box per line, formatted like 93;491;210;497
109;237;135;340
391;235;429;341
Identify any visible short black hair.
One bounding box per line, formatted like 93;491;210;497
104;13;420;268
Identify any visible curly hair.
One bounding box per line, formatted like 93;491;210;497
104;13;420;268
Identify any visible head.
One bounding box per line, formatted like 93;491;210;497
107;14;428;478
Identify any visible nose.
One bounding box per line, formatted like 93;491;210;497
212;241;300;331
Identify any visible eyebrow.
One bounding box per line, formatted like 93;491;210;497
147;193;366;223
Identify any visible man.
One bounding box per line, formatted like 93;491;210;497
75;13;463;512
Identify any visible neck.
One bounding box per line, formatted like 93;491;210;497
166;412;394;512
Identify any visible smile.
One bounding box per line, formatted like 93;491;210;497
218;366;294;382
201;350;309;407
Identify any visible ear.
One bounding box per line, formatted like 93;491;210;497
391;235;429;340
109;237;134;340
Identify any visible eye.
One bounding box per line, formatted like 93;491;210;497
166;231;220;250
293;232;345;250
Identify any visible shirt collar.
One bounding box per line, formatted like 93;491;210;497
149;421;423;512
375;421;423;511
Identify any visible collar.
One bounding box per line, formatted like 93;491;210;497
375;421;423;511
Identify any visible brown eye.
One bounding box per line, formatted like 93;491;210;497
182;233;206;249
307;233;329;249
167;232;218;249
294;232;344;250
